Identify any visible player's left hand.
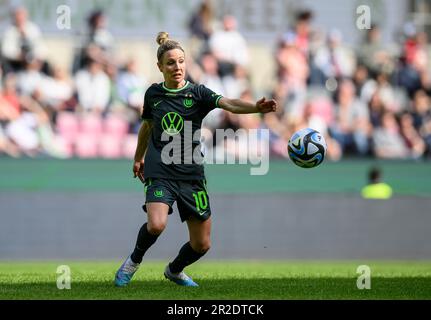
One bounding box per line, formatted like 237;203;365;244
256;97;277;113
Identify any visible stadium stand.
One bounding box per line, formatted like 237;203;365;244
1;3;430;161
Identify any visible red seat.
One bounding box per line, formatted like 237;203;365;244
75;133;98;158
99;134;123;158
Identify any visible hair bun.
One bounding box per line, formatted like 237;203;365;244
156;32;169;45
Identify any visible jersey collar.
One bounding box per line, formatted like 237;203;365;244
162;81;190;92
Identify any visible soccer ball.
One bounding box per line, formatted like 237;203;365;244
288;128;327;168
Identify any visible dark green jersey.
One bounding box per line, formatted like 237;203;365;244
141;81;223;180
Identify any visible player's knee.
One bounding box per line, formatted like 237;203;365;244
192;240;211;254
201;242;211;253
147;221;166;235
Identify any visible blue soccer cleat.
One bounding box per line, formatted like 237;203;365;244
114;256;140;287
164;265;199;287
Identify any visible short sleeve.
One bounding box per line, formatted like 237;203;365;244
141;90;152;120
197;85;223;116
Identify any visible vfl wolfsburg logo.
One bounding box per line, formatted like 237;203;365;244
183;94;194;108
161;112;184;135
154;190;164;197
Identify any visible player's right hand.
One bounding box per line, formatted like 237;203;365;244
133;161;145;184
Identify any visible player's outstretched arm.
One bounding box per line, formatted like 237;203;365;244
218;97;277;114
133;120;153;183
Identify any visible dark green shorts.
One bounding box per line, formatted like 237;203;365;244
142;178;211;222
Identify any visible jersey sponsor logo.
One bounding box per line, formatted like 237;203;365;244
161;112;184;135
154;190;164;197
153;100;163;108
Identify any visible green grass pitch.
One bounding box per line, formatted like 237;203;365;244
1;261;430;299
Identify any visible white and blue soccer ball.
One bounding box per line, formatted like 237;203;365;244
288;128;327;168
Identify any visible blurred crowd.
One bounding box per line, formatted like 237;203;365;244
1;3;431;161
0;6;143;158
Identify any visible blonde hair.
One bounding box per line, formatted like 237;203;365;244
156;31;184;62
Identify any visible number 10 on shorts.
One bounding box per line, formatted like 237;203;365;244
192;191;208;213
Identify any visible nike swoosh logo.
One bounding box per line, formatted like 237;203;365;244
154;100;162;107
199;210;209;216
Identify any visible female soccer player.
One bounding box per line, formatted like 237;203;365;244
115;32;277;287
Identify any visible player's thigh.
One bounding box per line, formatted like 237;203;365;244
146;202;170;234
144;178;177;233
